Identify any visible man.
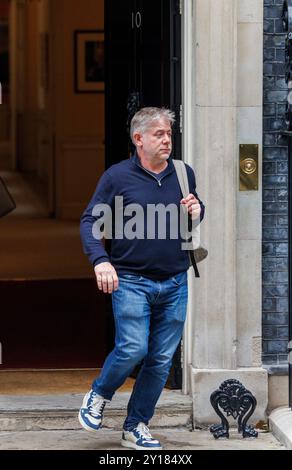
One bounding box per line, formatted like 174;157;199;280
79;107;205;450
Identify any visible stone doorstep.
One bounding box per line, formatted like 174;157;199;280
269;407;292;450
0;390;193;432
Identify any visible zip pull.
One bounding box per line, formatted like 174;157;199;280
158;180;162;187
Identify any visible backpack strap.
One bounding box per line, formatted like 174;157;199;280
172;159;200;278
172;159;189;199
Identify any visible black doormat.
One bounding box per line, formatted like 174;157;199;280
0;279;107;369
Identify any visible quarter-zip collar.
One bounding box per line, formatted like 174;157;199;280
131;152;175;187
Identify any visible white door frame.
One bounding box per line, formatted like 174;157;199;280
181;0;194;395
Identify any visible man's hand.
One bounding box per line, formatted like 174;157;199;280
181;193;201;220
94;262;119;294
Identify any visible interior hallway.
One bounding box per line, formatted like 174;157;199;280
0;171;48;219
0;170;91;280
0;171;107;370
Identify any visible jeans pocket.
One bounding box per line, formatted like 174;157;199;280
171;271;187;286
119;273;143;282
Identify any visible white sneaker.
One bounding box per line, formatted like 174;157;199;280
78;389;109;432
121;422;162;450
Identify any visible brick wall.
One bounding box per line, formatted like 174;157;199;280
263;0;289;364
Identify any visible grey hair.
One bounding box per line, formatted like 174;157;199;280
130;107;175;144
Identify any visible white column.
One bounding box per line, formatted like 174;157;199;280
192;0;238;370
185;0;267;425
236;0;263;368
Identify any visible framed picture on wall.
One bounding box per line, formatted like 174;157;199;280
74;30;105;93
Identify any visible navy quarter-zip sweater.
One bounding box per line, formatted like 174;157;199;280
80;154;205;280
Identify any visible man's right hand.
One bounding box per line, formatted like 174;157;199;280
94;262;119;294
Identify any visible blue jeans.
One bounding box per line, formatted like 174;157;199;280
92;270;188;430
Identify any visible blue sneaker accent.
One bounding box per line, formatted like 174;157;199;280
121;423;162;450
78;389;108;432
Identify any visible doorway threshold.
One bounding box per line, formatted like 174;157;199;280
0;369;135;395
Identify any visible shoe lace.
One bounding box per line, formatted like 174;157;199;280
88;392;106;417
136;423;153;440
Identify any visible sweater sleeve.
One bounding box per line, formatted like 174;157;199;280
80;171;116;267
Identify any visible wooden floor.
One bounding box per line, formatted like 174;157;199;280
0;369;135;395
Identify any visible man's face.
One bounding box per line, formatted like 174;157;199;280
136;118;172;160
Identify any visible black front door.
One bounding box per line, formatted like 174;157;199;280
105;0;181;167
104;1;182;388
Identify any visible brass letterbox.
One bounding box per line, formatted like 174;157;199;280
239;144;259;191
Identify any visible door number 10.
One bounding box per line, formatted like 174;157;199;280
132;12;142;29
